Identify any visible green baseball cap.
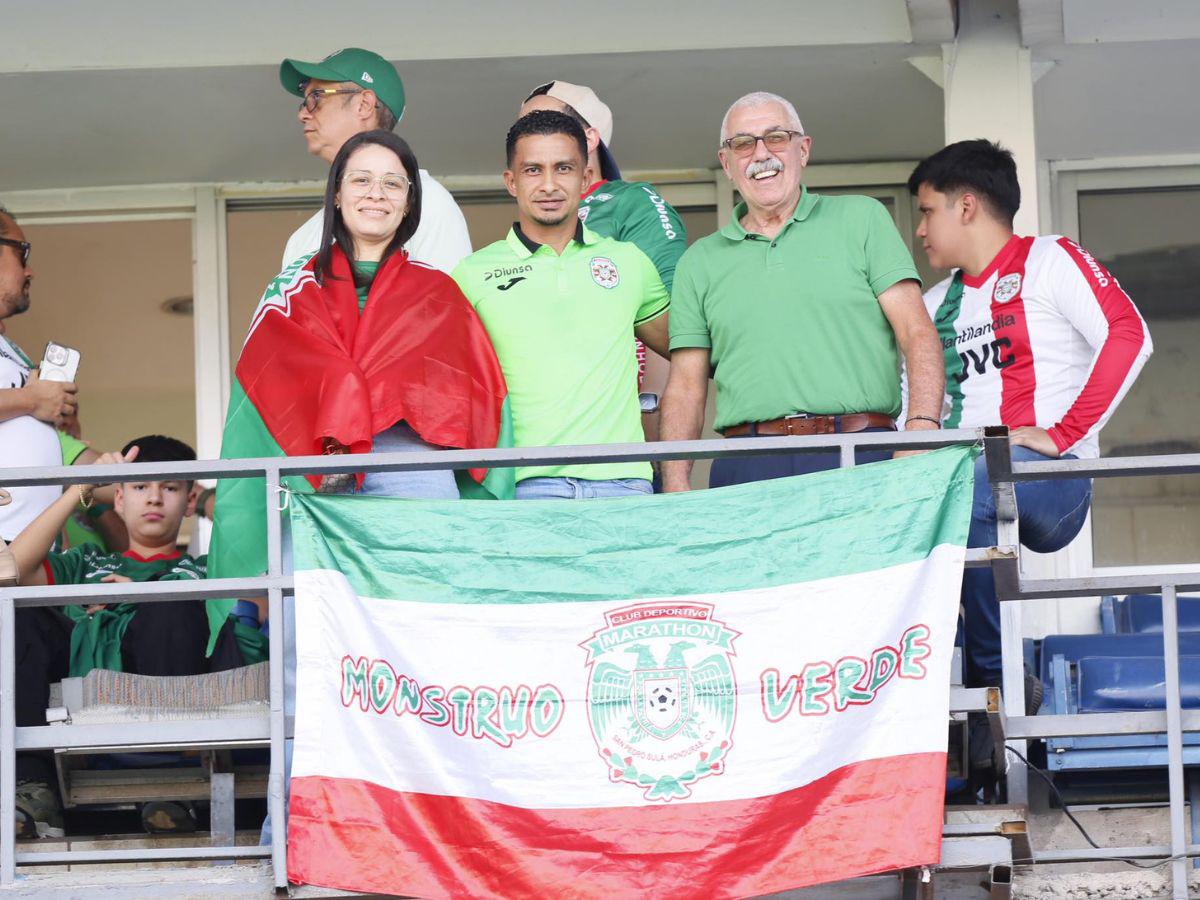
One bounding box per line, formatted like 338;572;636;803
280;48;406;121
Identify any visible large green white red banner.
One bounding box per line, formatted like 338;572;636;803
286;446;976;897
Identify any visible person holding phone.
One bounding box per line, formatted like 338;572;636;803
0;205;128;555
0;205;79;537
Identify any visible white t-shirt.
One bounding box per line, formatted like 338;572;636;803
281;169;472;274
920;234;1152;459
0;334;62;540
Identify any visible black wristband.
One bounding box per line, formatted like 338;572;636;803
907;415;942;428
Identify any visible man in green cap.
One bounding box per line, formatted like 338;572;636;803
278;47;471;274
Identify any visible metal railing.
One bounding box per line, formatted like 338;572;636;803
0;426;1196;895
987;436;1200;899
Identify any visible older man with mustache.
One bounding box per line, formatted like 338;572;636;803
660;92;945;490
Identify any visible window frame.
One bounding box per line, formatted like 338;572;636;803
1051;155;1200;580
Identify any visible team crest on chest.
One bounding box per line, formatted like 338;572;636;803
993;273;1022;304
590;256;620;289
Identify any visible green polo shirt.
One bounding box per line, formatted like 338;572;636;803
453;223;669;483
669;188;920;432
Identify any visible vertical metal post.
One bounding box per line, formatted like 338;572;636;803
839;440;855;469
984;428;1028;805
0;594;15;885
1161;584;1188;899
265;467;288;889
209;771;236;862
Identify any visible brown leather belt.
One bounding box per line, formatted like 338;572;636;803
722;412;896;438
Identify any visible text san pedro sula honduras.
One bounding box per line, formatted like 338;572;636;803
339;621;934;749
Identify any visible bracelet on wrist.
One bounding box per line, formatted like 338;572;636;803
77;484;95;509
907;415;942;429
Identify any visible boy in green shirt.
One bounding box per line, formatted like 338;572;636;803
9;434;243;837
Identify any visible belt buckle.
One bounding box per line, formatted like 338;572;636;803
783;412;811;436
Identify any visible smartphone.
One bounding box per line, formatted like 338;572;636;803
40;342;81;383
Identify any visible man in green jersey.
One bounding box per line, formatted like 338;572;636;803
519;81;687;291
519;82;687;451
660;91;945;491
453;110;669;500
9;435;243;837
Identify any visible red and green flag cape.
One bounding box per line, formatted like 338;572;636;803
206;248;512;652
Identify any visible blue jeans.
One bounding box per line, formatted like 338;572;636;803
260;421;457;846
709;426;894;488
962;446;1092;686
514;476;653;500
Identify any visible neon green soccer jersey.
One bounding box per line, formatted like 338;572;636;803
453;224;668;483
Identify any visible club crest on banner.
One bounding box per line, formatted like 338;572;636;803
993;272;1022;304
581;602;738;801
590;256;620;289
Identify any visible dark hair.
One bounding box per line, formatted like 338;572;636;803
0;202;15;237
907;139;1020;227
121;435;196;485
524;84;590;129
375;104;398;132
314;129;422;285
506;110;588;168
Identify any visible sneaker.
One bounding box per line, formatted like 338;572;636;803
140;800;197;834
15;780;64;839
1025;670;1045;716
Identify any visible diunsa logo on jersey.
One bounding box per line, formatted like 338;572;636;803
590;256;619;289
993;273;1022;304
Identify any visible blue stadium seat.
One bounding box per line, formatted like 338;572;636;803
1100;594;1200;635
1038;630;1200;861
1039;632;1200;688
1077;656;1200;712
1037;633;1200;774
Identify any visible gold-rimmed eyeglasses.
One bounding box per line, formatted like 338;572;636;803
342;171;411;198
721;129;805;157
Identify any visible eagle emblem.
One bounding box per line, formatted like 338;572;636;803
581;602;738;801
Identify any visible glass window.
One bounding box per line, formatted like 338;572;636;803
226;205;320;370
1078;186;1200;565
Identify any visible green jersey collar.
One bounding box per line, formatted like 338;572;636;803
505;220;596;259
719;186;819;241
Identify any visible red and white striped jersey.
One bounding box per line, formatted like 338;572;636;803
922;234;1152;459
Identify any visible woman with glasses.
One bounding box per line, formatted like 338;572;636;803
216;128;510;534
210;129;511;842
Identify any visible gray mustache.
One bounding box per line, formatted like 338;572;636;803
745;159;784;178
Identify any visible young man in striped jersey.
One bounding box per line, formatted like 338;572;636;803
908;140;1152;694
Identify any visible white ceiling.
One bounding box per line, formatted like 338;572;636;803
1062;0;1200;44
1;1;1198;194
0;0;916;72
1032;38;1200;161
0;44;947;192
